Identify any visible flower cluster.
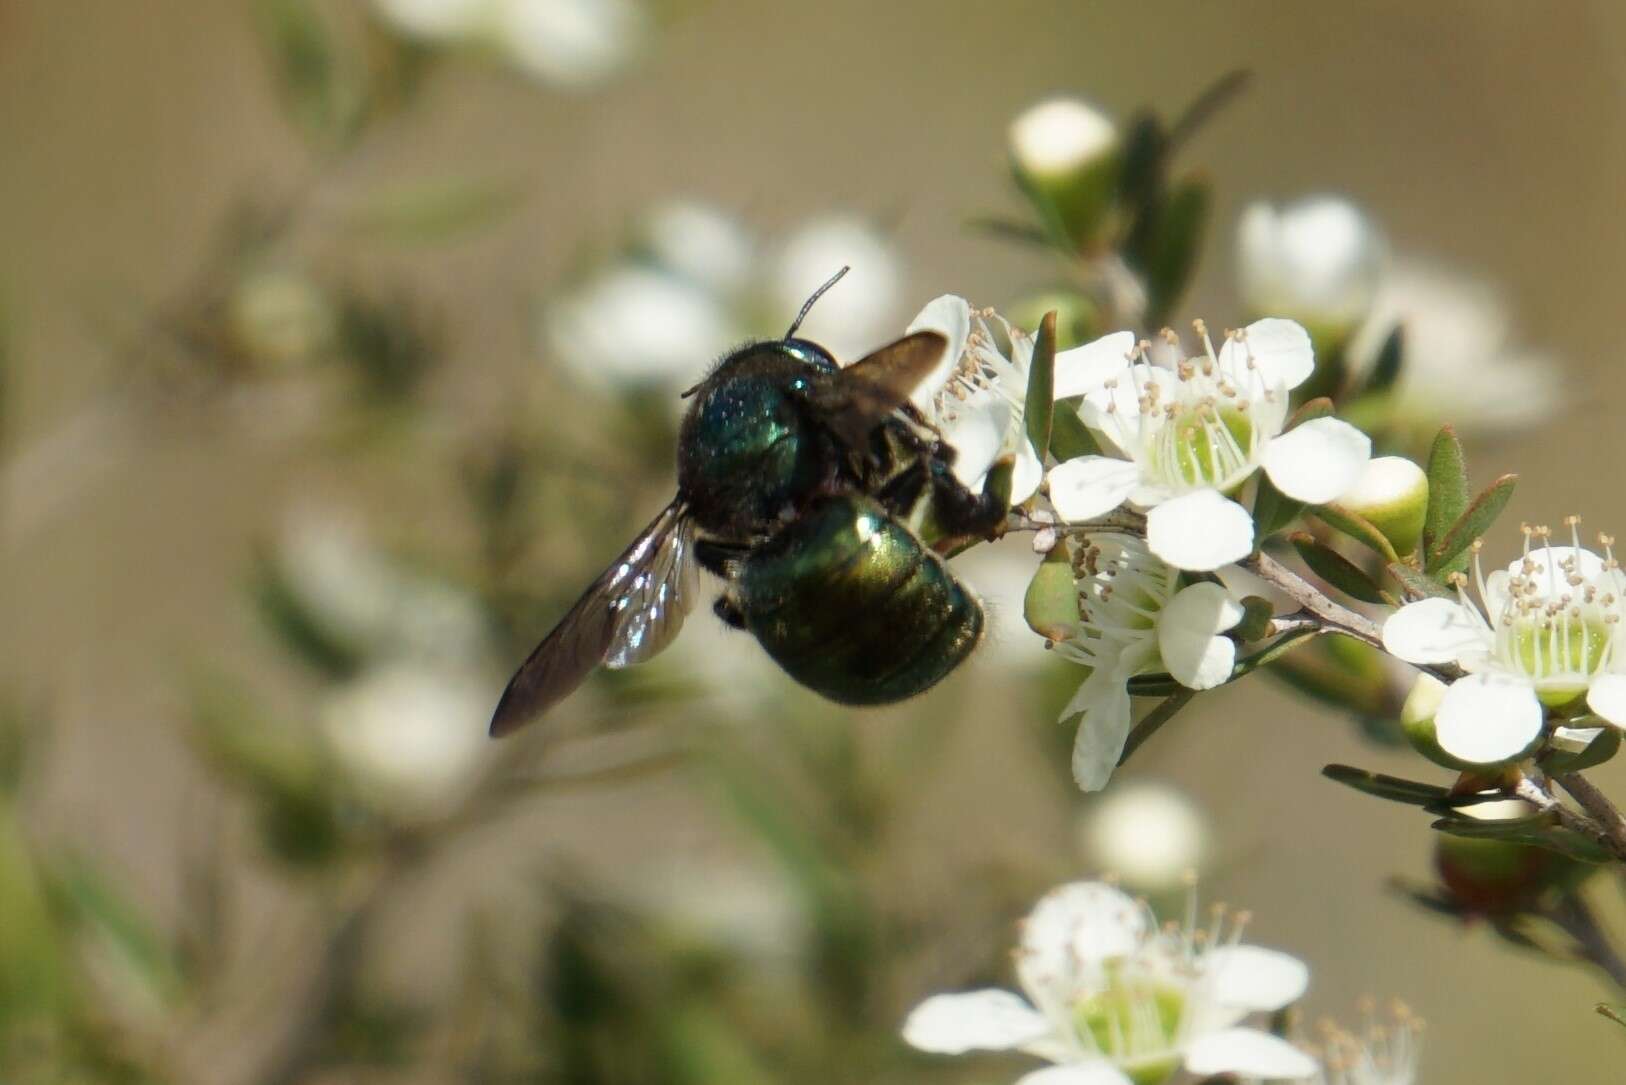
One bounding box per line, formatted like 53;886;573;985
902;880;1316;1084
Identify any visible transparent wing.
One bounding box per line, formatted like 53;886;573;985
489;500;697;737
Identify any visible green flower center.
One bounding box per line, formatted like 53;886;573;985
1070;978;1186;1085
1150;402;1255;492
1502;615;1611;696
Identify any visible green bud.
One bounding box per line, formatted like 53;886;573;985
1008;97;1122;251
1338;456;1428;558
1025;544;1081;644
1008;291;1102;350
1400;673;1482;771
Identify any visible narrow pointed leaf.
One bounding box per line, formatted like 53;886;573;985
1049;399;1100;460
1025;311;1057;460
1361;326;1404;394
1322;763;1453;806
1139;178;1210;326
1388;562;1454;601
1423;425;1468;561
1427;473;1517;576
1252;473;1303;542
1290;533;1387;605
1286;396;1334;430
1117;688;1196;766
1309;503;1400;564
1430;813;1612;864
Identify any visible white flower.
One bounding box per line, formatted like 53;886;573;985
902;880;1315;1085
1009;97;1118;178
1381;520;1626;764
321;662;491;817
906;295;1043;503
1348;260;1560;434
371;0;489;39
1305;1002;1423;1085
544;265;736;388
276;506;491;665
642;201;755;295
371;0;645;88
1047;319;1372;571
773;217;900;359
1238;198;1387;336
489;0;647;90
1079;781;1206;893
1053;535;1245;791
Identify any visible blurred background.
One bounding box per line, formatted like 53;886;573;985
4;0;1626;1081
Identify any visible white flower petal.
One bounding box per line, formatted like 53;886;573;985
1587;674;1626;728
1048;456;1140;521
1204;945;1310;1012
1144;490;1255;571
1053;330;1136;399
1017;1065;1136;1085
1017;880;1146;995
941;391;1011;490
1185;1027;1318;1079
1381;598;1488;665
1261;417;1372;505
900;990;1053;1054
1011;438;1045;504
1068;673;1134;793
1434;674;1544;764
1217;317;1315;391
1157;583;1243;690
906;295;972;414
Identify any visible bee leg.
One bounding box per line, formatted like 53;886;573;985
713;596;747;630
927;458;1008;539
875;462;930;518
694;539;752;578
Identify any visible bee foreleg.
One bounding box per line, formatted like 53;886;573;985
713;595;747;630
694;538;752;578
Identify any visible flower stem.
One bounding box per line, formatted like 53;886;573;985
1558;773;1626;863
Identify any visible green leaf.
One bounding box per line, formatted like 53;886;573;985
346;177;525;244
250;552;366;680
50;857;182;1003
1388;561;1454;601
1309;503;1400;564
1431;812;1613;864
1117;688;1196;767
1138;178;1210;326
1251;474;1303;542
1540;726;1622;775
964;215;1055;249
256;0;363;150
1286;396;1334;429
1362;326;1404;394
1291;533;1387;605
1423;425;1468;564
1025;311;1057;461
1322;763;1454;806
1427;473;1517;577
1049;399;1100;461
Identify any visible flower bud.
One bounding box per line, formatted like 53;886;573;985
1400;673;1481;771
1025;544;1080;643
1237;196;1387;345
1434;800;1591;914
1078;780;1206;894
1338;455;1428;558
1008;97;1121;251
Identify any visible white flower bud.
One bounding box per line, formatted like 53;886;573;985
490;0;647;90
544;265;735;388
321;663;490;818
642;201;755;296
772;216;900;359
371;0;489;40
1238;196;1386;338
1079;780;1206;892
1338;455;1428;557
1008;97;1118;179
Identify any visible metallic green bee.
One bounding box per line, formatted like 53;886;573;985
489;271;1006;737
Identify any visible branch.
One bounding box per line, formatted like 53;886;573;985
1512;774;1624;863
1559;773;1626;863
1243;550;1385;649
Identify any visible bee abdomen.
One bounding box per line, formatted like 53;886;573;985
737;495;982;704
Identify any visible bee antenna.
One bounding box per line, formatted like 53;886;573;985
784;266;850;339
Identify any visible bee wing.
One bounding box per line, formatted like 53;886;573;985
809;330;949;445
489;500;697;737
